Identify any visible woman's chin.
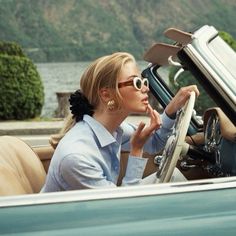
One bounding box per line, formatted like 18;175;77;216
135;106;148;114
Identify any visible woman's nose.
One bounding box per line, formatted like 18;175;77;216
141;84;149;93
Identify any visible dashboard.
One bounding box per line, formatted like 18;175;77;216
180;108;236;179
204;108;236;176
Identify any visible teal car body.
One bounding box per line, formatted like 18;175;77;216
1;179;236;235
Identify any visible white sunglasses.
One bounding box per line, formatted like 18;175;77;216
118;77;149;91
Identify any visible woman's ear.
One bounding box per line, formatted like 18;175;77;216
99;88;118;111
99;88;113;102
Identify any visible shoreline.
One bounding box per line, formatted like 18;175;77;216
0;115;149;136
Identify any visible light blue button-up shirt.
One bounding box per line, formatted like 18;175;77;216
41;113;174;192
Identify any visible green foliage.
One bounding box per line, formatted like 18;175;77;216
169;67;216;114
0;42;44;120
0;41;25;57
219;31;236;51
1;0;236;62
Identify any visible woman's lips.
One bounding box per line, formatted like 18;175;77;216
142;97;149;104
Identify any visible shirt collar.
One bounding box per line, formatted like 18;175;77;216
83;115;123;147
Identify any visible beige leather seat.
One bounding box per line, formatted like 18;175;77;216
0;136;46;196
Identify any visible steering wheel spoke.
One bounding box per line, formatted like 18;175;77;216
157;92;196;182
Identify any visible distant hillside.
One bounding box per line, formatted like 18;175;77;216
1;0;236;62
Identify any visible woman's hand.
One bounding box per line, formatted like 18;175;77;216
165;85;199;118
130;105;162;157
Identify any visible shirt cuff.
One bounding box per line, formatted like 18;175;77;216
125;155;148;180
161;111;175;129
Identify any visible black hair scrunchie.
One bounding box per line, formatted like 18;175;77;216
69;90;94;122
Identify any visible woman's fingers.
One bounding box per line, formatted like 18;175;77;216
146;105;162;130
165;85;200;116
130;107;162;156
180;85;200;99
135;122;146;136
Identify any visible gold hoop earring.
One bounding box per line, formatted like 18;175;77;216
107;100;116;111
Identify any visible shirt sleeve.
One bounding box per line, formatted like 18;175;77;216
151;111;175;147
60;153;148;189
60;154;117;189
121;111;175;154
121;155;148;186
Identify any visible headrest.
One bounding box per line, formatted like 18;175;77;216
0;136;46;196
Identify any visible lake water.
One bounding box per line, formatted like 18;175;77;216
36;61;169;117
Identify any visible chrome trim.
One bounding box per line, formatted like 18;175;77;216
174;68;184;86
1;177;236;208
168;56;182;67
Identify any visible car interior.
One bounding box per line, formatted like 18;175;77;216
0;105;235;197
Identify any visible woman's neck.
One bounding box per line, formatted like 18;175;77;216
93;110;128;134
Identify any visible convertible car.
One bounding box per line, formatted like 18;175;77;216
0;25;236;235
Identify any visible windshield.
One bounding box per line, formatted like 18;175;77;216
155;66;217;118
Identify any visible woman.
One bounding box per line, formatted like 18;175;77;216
41;52;199;192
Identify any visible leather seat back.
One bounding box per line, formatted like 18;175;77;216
0;136;46;196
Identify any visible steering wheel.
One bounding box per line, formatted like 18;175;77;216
157;91;196;183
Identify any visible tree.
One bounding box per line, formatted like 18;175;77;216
0;41;44;120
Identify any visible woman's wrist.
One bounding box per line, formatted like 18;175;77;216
165;105;176;120
165;110;176;119
130;148;143;157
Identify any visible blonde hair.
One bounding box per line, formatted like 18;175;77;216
50;52;136;148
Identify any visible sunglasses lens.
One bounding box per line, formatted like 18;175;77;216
143;79;149;87
135;78;142;90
